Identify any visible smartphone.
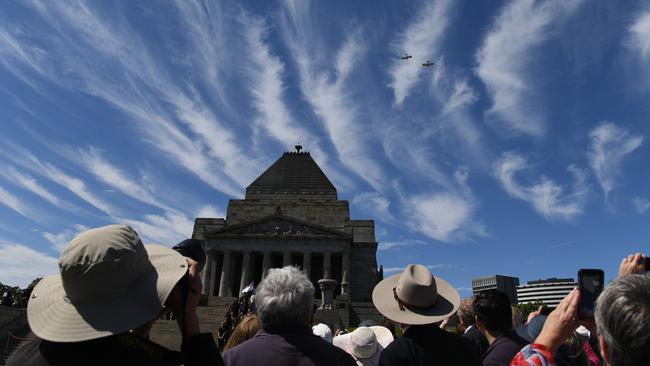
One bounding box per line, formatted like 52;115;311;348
578;269;604;319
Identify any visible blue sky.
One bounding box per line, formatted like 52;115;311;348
1;1;649;293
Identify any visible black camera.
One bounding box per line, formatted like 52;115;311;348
172;239;206;272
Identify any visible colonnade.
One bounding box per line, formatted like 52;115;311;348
202;249;350;297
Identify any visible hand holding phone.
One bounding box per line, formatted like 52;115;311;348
578;269;604;319
618;253;647;277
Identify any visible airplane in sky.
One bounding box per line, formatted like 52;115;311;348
422;61;434;67
400;53;413;60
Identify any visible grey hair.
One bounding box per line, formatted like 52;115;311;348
594;274;650;366
255;266;314;328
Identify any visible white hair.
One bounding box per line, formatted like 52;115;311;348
255;266;314;328
595;274;650;366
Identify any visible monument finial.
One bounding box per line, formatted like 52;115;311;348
295;143;302;153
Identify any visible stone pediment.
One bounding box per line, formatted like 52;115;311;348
205;214;351;239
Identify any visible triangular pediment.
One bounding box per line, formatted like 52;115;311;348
204;214;351;239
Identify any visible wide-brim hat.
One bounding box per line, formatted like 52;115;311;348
27;225;188;342
372;264;460;325
333;326;394;365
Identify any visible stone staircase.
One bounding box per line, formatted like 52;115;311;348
149;296;235;351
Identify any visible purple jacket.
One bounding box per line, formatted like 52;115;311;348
223;325;356;366
482;331;529;366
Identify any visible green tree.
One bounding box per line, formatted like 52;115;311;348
513;302;544;319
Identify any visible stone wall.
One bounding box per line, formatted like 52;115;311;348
350;242;379;302
226;200;350;229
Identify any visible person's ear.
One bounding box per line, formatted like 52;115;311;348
599;335;609;364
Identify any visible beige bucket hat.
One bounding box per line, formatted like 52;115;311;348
333;326;394;365
372;264;460;325
27;225;188;342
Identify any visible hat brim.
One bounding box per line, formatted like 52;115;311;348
27;244;187;342
372;273;460;325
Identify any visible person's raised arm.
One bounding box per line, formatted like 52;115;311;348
618;253;646;277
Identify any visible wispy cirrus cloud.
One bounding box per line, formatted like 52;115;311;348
633;197;650;214
0;241;58;287
280;0;386;191
378;239;427;251
494;152;588;220
0;185;28;217
0;1;253;197
78;148;174;212
588;122;642;198
383;263;458;274
0;165;62;207
352;192;397;225
405;192;485;242
628;12;650;62
42;224;89;252
476;0;584;136
388;0;454;106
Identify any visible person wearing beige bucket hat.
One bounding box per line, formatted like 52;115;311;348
333;326;394;366
371;264;481;366
6;224;223;366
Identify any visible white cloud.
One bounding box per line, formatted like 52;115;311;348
383;264;458;274
122;211;194;245
352;192;397;225
633;197;650;214
588;122;643;198
388;0;453;105
494;152;587;220
42;224;89;252
476;0;584;136
280;1;386;191
196;204;224;219
0;185;28;217
628;12;650;61
405;193;485;242
378;239;427;251
0;242;58;287
0;165;61;206
79;148;174;212
1;2;250;197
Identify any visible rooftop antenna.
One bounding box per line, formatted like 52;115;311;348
295;143;302;153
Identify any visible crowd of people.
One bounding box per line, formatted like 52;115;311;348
5;224;649;366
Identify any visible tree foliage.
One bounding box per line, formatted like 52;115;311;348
0;278;42;308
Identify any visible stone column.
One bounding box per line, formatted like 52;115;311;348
341;251;350;296
261;250;271;279
218;249;232;297
323;251;331;279
239;251;251;295
201;251;210;296
302;250;312;278
282;251;291;267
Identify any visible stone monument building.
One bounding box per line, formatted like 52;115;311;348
192;148;380;306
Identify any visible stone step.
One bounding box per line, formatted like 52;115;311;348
149;297;234;351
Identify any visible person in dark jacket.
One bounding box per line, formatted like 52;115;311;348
372;264;481;366
473;289;528;366
6;225;223;366
457;296;490;356
223;266;355;366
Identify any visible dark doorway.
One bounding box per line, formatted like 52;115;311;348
271;252;283;268
212;252;223;296
251;252;263;286
290;252;303;269
331;254;342;296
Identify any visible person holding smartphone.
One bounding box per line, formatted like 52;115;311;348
510;252;650;366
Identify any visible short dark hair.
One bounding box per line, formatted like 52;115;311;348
473;289;512;333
